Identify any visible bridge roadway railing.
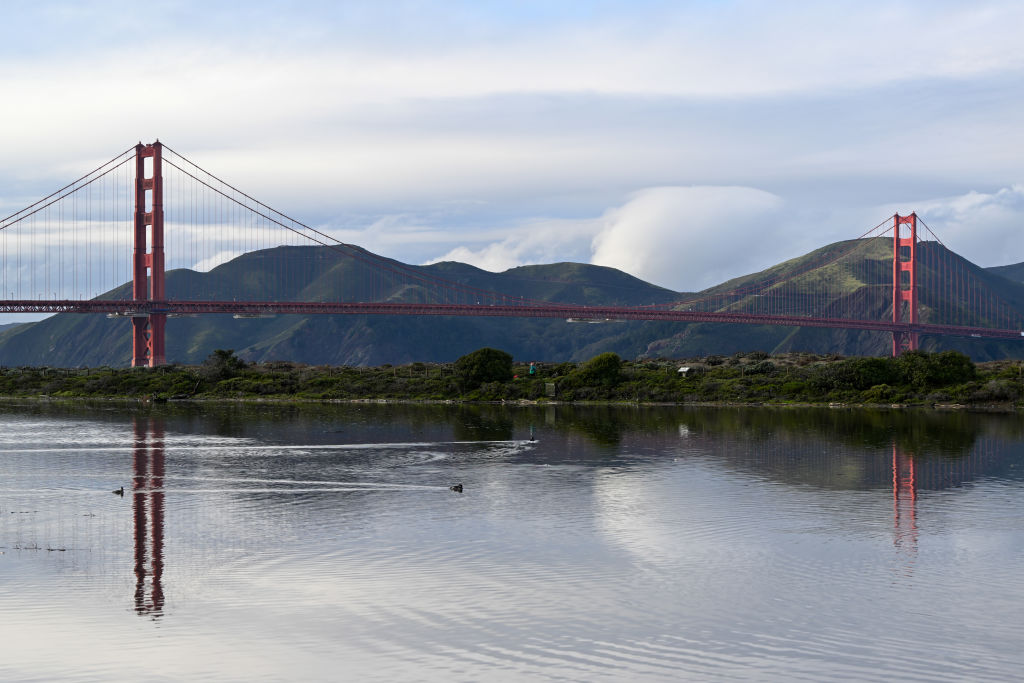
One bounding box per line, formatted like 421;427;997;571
1;299;1022;342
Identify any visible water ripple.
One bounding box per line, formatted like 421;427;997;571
1;408;1023;681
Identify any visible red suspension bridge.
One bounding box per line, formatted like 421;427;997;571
1;141;1022;366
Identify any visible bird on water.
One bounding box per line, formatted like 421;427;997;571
112;486;124;496
449;484;463;493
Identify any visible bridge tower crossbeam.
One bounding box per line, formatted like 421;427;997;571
132;142;166;367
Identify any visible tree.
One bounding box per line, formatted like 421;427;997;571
201;348;247;381
454;347;513;390
927;350;976;386
895;350;975;388
848;357;899;390
576;352;623;387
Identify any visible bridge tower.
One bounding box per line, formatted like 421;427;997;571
892;213;918;356
132;142;166;367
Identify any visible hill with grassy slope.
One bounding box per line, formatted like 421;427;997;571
0;246;685;367
989;261;1024;283
648;237;1024;361
2;239;1024;367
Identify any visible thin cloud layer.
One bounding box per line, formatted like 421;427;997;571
1;0;1024;301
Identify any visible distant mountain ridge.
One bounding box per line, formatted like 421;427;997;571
0;247;684;367
652;239;1024;360
988;261;1024;284
1;242;1023;366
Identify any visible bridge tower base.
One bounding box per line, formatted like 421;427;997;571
892;213;918;357
132;142;167;367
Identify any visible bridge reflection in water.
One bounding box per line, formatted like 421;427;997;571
131;418;165;617
892;445;918;555
111;404;1016;616
891;434;996;560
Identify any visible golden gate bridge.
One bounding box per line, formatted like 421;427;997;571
1;141;1022;366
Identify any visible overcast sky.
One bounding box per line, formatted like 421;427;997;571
2;0;1023;292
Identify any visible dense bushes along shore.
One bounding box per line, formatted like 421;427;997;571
1;348;1023;407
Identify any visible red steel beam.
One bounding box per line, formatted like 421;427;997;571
1;299;1021;341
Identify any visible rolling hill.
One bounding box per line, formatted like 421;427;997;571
0;247;685;366
2;240;1024;366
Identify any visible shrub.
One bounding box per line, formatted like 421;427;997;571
780;381;805;397
201;349;247;381
849;357;899;389
896;350;975;388
971;380;1018;402
746;361;775;375
862;383;895;403
575;352;623;387
811;357;899;392
454;347;513;391
552;362;576;376
926;350;977;386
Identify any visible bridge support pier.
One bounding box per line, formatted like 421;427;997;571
132;142;166;367
892;213;918;357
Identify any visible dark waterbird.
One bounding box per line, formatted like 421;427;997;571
112;486;124;496
449;484;463;493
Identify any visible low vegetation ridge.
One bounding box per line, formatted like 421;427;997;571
2;348;1023;408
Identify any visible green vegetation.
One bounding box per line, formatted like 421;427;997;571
575;352;623;387
1;347;1023;408
453;347;513;390
0;247;684;367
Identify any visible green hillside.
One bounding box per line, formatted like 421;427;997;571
989;261;1024;283
2;240;1024;367
0;246;683;367
642;238;1024;361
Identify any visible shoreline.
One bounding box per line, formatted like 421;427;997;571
0;393;1018;413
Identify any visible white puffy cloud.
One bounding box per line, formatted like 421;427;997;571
413;187;791;292
191;250;245;273
590;187;786;291
424;218;597;272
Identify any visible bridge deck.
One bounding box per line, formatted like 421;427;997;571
1;300;1020;341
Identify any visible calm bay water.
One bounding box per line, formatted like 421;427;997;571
0;401;1022;681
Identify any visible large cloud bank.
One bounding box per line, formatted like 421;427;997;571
591;187;785;291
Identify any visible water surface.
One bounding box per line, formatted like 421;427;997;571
1;402;1022;681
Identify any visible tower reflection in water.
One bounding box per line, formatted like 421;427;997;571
892;444;918;555
131;418;164;617
891;436;991;561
